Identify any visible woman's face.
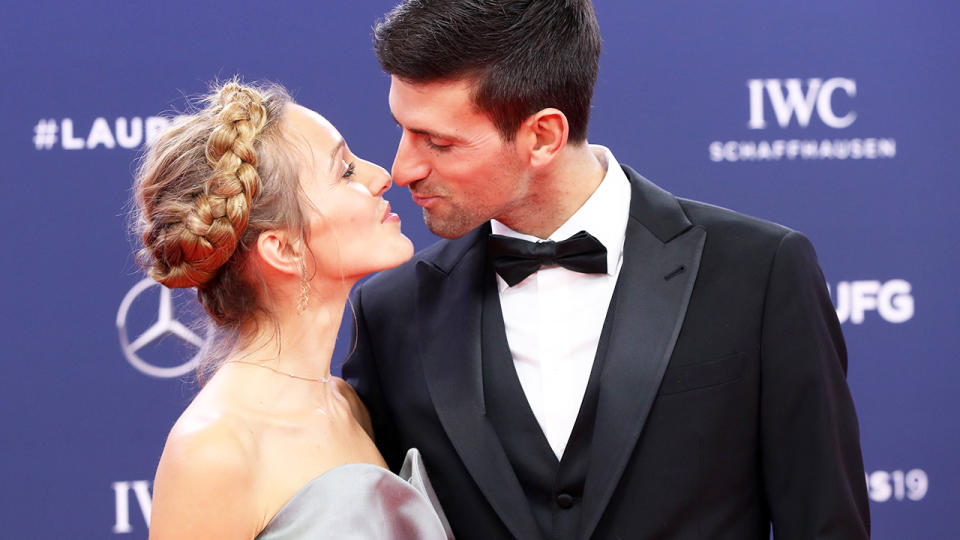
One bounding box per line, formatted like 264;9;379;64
283;103;413;281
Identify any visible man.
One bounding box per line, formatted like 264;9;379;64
343;1;870;538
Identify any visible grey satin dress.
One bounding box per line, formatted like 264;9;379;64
255;448;454;539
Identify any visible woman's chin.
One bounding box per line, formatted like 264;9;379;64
357;238;416;278
387;238;416;269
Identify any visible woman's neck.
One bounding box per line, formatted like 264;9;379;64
230;277;355;381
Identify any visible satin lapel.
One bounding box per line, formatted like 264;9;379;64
579;170;706;539
417;235;544;540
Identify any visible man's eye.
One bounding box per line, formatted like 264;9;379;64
426;139;452;151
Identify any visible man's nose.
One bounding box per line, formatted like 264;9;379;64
391;131;429;187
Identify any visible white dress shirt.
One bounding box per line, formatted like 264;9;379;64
490;145;631;458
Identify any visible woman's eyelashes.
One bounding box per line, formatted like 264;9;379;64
341;161;356;180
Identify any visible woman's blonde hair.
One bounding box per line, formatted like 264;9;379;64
133;80;304;373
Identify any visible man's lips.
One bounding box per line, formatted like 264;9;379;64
410;192;439;208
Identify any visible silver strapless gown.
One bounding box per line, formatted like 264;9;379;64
255;448;453;539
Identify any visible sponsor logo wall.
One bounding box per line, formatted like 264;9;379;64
830;279;915;325
32;117;172;151
2;1;957;538
117;279;213;379
709;77;898;163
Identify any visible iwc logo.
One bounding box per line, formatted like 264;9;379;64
709;77;897;163
116;278;213;378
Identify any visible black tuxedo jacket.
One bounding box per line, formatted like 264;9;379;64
343;166;870;539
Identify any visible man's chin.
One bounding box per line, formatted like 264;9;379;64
423;209;478;239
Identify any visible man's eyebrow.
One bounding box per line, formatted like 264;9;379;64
329;138;345;172
391;115;463;143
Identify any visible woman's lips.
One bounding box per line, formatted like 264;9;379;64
381;202;401;223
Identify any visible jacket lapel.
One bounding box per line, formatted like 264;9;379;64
579;167;706;539
416;227;544;540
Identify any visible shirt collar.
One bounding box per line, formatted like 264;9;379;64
491;145;631;276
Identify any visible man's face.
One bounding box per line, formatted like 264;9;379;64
388;76;529;238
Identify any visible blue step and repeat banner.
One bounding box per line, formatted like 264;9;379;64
2;1;957;538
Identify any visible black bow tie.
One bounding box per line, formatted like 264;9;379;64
487;230;608;287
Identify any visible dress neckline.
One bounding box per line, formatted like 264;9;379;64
259;462;391;534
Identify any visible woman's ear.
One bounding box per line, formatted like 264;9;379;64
255;229;303;276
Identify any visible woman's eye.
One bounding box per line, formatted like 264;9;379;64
342;161;356;179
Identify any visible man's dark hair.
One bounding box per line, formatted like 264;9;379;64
374;0;602;143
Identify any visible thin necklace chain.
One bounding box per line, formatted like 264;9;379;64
225;359;332;383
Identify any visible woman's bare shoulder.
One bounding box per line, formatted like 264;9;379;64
149;404;263;539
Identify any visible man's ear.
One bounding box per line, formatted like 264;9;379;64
519;108;569;169
256;229;303;276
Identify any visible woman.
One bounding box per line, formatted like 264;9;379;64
136;80;451;539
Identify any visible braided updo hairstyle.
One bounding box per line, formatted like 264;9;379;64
133;80;303;330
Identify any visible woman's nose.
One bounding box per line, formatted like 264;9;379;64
363;160;393;197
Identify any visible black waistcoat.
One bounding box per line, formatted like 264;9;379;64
482;269;616;540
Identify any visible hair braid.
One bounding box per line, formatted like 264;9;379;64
147;83;269;289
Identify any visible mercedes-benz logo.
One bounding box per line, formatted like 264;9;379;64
116;278;213;378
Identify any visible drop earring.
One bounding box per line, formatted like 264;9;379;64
297;260;310;315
